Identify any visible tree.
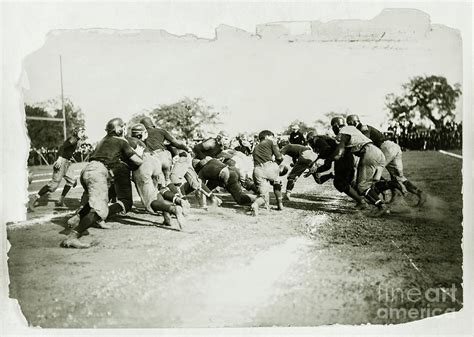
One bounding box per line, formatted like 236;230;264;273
385;75;462;129
314;111;349;130
282;120;316;135
129;97;222;139
25;97;85;149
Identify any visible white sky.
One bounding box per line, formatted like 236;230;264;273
1;1;473;332
19;2;466;142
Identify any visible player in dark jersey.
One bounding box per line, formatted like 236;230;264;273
140;117;191;187
346;114;427;206
28;126;86;210
250;130;284;216
306;134;367;209
279;143;318;201
61;118;144;249
234;134;252;156
193;131;231;160
193;157;256;206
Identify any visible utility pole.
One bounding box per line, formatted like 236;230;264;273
60;55;67;140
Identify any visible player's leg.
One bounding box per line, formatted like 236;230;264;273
111;163;133;217
149;193;185;228
266;162;284;210
157;150;173;187
386;143;427;206
225;171;255;205
28;163;64;210
285;157;312;201
61;162;110;248
132;162;158;213
56;164;77;206
249;165;268;216
357;146;387;215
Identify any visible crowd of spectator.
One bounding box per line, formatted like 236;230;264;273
386;121;462;151
28;121;462;166
28;142;94;166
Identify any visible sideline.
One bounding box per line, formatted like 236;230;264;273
439;150;462;159
7;210;76;229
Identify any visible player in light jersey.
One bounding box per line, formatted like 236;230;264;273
328;117;403;216
346;114;427;206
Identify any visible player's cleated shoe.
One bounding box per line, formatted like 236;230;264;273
416;191;427;207
67;214;80;228
355;200;368;210
95;220;112;229
249;202;259;216
371;204;390;217
210;195;222;207
28;195;39;211
162;212;173;226
78;229;90;238
55;198;65;207
283;192;292;202
177;199;191;216
60;231;91;249
276;199;284;211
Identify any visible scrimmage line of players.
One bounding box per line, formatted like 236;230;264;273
28;115;426;249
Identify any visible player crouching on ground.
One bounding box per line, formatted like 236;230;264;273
346;114;427;206
127;124;186;229
249;130;284;216
193;157;256;207
61;118;144;249
328;117;404;216
28;126;86;210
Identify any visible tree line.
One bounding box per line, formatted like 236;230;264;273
25;75;462;151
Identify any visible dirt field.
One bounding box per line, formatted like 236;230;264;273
6;151;463;328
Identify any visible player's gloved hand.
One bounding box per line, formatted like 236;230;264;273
134;145;145;157
172;156;179;164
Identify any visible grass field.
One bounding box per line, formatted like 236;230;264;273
6;151;463;328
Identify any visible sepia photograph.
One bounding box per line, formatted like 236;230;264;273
1;1;472;335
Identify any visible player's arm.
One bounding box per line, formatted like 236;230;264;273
329;134;350;162
122;141;144;166
163;130;190;152
272;141;283;164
